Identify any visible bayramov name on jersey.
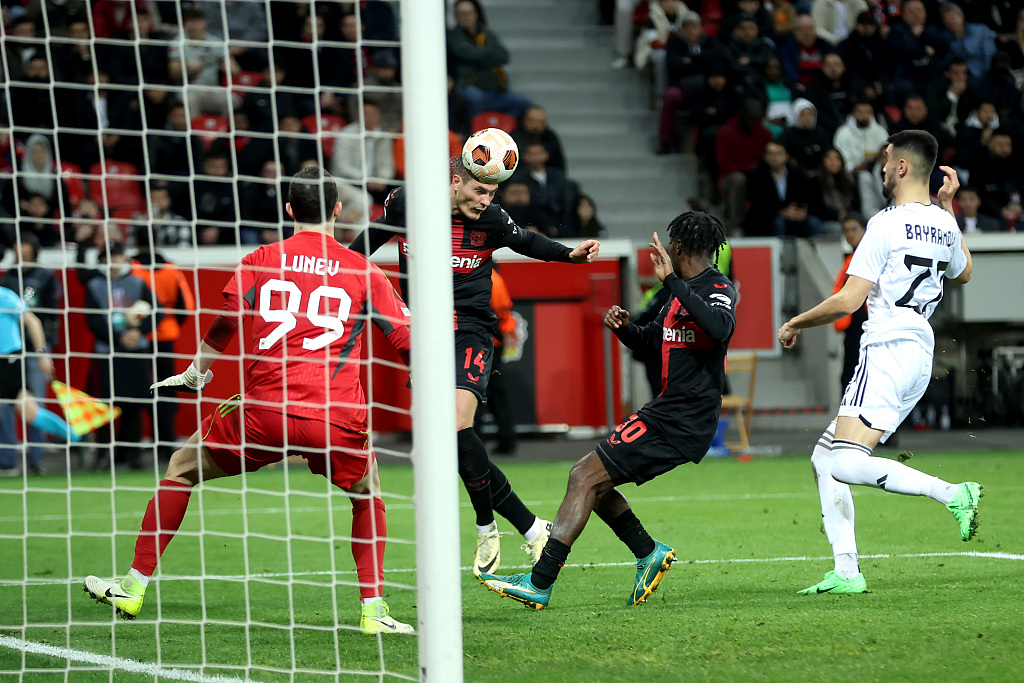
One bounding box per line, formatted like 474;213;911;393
280;252;342;276
905;223;957;247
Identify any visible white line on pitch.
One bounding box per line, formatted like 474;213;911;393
3;551;1020;588
0;491;886;523
4;487;1023;524
0;635;258;682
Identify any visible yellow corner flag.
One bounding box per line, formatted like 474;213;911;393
50;381;121;437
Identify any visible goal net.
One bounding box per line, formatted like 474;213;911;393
0;0;460;680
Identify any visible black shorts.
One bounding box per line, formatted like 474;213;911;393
455;325;494;402
0;356;24;401
596;412;695;486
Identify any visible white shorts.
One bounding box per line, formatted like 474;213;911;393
837;339;932;442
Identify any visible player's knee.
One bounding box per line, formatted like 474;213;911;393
567;452;606;493
164;447;202;485
810;450;830;479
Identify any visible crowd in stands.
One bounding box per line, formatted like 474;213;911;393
618;0;1024;235
0;0;607;472
0;0;603;255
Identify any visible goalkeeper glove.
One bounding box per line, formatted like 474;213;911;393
150;363;213;392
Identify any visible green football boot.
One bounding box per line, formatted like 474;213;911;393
798;570;867;595
479;572;551;610
83;573;146;620
946;482;983;541
628;540;676;606
360;600;415;634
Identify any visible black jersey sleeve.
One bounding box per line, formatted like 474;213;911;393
497;207;574;262
663;271;736;342
614;305;667;357
348;187;405;256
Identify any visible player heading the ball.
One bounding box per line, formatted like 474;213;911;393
84;166;416;635
349;152;600;578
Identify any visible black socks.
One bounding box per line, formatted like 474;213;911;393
530;538;571;590
608;510;656;559
489;463;535;536
457;428;493;526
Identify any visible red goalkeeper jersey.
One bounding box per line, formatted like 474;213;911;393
219;231;411;431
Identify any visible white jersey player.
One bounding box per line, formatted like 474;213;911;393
777;130;981;595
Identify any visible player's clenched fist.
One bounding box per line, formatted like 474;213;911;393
570;239;601;263
604;305;630;330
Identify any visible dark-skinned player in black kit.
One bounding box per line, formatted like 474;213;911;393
348;156;601;577
480;212;735;609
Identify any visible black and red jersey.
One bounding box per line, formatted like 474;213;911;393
614;268;737;461
348;186;574;331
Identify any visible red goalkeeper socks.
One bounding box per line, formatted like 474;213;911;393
351;498;387;600
131;479;193;576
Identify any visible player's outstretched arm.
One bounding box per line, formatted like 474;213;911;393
151;340;218;392
777;275;874;348
151;313;239;392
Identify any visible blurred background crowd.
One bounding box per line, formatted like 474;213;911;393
1;0;1022;472
619;0;1024;235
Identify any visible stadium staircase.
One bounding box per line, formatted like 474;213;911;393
488;0;699;241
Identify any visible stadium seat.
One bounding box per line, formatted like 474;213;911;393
471;111;517;134
302;114;347;158
226;70;263;97
57;161;85;210
87;161;146;214
721;353;758;452
192;115;231;150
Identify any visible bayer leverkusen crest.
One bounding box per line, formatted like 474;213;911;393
469;231;486;247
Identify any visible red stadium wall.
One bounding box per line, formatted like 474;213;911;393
52;255;623;437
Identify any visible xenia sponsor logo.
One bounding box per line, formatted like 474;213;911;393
452;254;484;270
663;326;697;343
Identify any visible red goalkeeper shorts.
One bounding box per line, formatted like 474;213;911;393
200;396;373;490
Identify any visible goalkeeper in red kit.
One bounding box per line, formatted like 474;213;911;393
83;167;415;635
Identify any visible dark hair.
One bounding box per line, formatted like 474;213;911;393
450;155;476;182
958;184;979;196
887;130;938;179
287;166;339;224
843;211;865;226
666;211;728;263
454;0;487;25
182;8;206;22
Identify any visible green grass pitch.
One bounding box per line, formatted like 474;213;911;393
1;449;1022;681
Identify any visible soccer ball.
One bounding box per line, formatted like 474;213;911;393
462;128;519;184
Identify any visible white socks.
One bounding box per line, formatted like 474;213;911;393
830;439;956;503
811;422;859;574
362;596;383;606
476;521;497;535
128;568;150;587
523;516;545;542
835;553;860;579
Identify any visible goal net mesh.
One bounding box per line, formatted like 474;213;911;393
0;0;423;679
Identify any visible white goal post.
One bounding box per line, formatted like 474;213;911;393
399;0;465;680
